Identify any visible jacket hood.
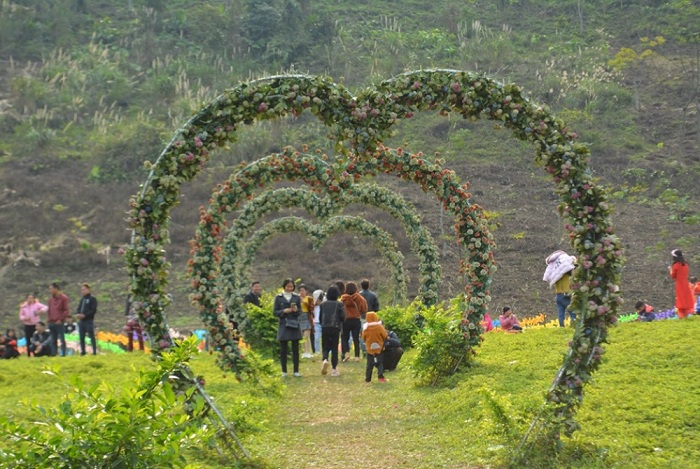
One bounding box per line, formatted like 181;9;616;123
366;312;379;323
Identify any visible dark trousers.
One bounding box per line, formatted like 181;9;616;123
365;352;385;382
321;327;340;368
279;339;300;373
383;347;404;371
48;322;66;357
342;318;362;357
310;328;316;353
79;320;97;355
127;329;145;351
23;324;36;356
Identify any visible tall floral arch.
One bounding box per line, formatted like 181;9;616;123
128;70;623;435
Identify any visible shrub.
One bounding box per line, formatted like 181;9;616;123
240;293;278;358
410;299;473;386
0;337;215;468
379;300;424;349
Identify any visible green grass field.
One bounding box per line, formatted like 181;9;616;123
1;319;698;468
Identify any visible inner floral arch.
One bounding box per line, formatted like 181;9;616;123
229;214;407;331
128;70;623;436
221;183;439;307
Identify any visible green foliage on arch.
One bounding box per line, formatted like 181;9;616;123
227;214;407;334
128;70;623;436
220;183;439;306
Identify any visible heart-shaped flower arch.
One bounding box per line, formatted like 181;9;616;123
128;70;623;436
220;182;439;316
232;215;407;315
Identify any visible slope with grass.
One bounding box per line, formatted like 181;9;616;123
1;318;698;468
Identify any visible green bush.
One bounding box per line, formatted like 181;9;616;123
410;299;473;386
240;293;278;358
0;337;215;468
379;300;424;349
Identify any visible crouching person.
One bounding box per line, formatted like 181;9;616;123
362;312;388;383
635;301;656;322
383;330;404;372
28;321;52;357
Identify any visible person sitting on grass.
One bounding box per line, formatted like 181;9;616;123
362;311;388;383
1;328;20;359
499;306;522;333
634;301;656;322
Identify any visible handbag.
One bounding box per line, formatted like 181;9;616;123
285;317;300;329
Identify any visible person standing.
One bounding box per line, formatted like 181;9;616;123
362;311;388;383
669;249;694;318
319;286;345;377
47;283;69;357
543;250;577;327
19;293;47;356
312;289;324;354
340;281;367;362
273;278;302;377
298;284;314;358
243;281;262;307
76;283;98;355
359;279;380;312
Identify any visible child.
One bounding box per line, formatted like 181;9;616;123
634;301;656;322
691;277;700;314
361;311;388;383
499;306;522;332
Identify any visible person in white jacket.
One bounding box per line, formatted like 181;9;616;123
543;251;577;326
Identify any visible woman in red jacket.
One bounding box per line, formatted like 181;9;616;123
669;249;694;318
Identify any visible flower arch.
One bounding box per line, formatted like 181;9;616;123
230;215;407;329
220;183;439;308
128;70;623;435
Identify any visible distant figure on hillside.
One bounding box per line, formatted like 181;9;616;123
273;278;302;378
634;301;655;322
499;306;522;332
19;293;47;357
359;279;380;313
669;249;694;318
543;250;577;327
76;283;98;356
690;276;700;313
28;321;51;357
340;282;368;362
47;283;69;357
124;294;144;352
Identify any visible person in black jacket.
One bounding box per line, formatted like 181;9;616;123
76;283;98;356
319;285;346;377
273;278;302;377
243;281;262;307
28;322;52;357
359;279;380;313
383;330;404;371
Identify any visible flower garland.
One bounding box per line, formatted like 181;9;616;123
227;215;407;331
128;70;623;435
220;183;439;306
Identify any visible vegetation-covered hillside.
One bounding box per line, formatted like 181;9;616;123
0;0;698;331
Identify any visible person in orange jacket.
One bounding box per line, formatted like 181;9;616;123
362;311;388;383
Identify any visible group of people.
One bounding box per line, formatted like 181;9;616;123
2;282;99;359
245;278;402;383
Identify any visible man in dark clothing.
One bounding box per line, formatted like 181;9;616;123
47;283;69;357
383;330;404;371
243;281;262;307
76;283;98;355
360;279;380;312
29;321;52;357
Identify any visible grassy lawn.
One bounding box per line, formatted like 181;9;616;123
1;319;698;468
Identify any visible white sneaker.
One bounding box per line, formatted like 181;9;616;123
281;372;288;378
293;372;302;377
331;369;340;377
321;359;330;375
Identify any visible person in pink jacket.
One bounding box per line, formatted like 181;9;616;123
499;306;522;332
19;294;48;357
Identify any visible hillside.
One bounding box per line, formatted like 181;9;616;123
0;0;699;332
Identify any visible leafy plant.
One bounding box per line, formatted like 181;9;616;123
409;300;473;386
379;300;424;349
239;294;278;358
0;337;215;468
